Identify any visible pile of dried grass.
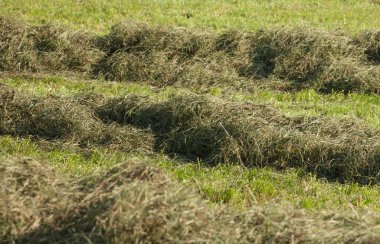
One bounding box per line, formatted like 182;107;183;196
104;21;213;56
93;161;220;243
245;27;359;80
0;84;154;152
0;157;222;242
33;24;103;73
0;16;103;74
0;17;37;72
1;85;379;184
355;30;380;63
1;16;380;94
1;157;380;243
243;27;380;93
96;94;380;184
94;21;245;89
317;58;380;94
98;22;380;93
0;158;80;241
231;205;380;243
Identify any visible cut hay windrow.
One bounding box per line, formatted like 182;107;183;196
1;85;380;184
0;84;154;152
1;16;380;94
0;17;103;74
0;158;80;242
355;30;380;64
1;158;380;243
95;94;380;184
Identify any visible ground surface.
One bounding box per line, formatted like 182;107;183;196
1;0;380;243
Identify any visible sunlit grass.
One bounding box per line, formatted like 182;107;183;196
1;0;379;33
1;135;380;212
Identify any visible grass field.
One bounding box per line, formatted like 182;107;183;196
1;0;380;33
1;0;380;242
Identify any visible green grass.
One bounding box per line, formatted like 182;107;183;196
2;135;380;212
236;89;380;128
164;162;380;211
1;0;379;33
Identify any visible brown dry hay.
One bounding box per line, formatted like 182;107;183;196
92;21;380;94
1;16;380;94
0;17;37;72
317;58;380;94
244;26;361;80
104;21;214;57
1;85;379;184
1;157;380;243
355;30;380;63
230;205;380;243
0;157;219;243
0;16;104;74
0;158;81;241
95;93;380;184
0;84;154;153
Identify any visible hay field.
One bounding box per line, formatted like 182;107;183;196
1;1;380;242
